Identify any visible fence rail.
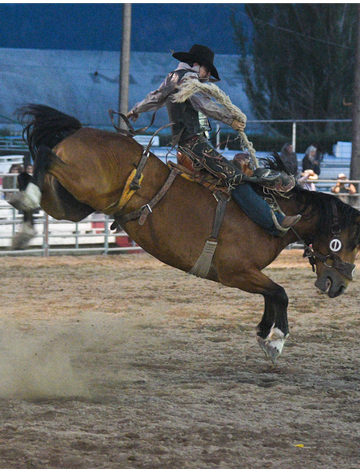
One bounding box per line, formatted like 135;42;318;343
0;206;142;256
0;174;142;256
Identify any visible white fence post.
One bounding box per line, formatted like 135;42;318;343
292;121;297;152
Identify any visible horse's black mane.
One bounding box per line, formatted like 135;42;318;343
261;153;360;247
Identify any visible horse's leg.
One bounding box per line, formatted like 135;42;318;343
11;172;37;250
11;145;63;211
11;146;94;220
256;287;289;363
226;269;289;362
9;148;47;212
11;147;94;249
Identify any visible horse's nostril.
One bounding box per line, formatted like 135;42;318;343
339;285;346;294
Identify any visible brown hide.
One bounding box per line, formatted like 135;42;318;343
40;128;289;291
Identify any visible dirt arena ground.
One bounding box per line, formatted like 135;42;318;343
0;250;359;469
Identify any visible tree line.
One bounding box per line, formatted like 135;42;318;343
232;4;356;139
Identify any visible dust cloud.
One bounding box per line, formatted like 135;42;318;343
0;327;90;400
0;311;158;401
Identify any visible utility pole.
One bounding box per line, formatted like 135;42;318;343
118;3;132;129
350;4;360;181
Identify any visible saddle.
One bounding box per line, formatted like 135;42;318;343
172;149;295;195
174;150;230;194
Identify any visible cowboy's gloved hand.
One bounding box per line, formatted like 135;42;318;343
127;110;139;122
231;120;246;132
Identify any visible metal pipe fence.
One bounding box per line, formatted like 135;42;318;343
0;118;353;154
0;174;142;256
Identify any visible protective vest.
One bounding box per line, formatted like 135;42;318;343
166;69;203;145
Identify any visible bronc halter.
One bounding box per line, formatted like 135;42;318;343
294;199;356;281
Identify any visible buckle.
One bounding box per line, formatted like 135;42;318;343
138;204;152;226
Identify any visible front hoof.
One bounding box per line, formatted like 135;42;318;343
257;327;286;363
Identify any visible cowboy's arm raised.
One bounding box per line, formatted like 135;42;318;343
190;92;246;131
127;73;178;122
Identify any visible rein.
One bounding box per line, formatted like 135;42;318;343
291;200;356;281
109;108;159;137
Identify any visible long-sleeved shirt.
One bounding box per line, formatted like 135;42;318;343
130;63;234;143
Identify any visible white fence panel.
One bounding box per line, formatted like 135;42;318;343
0;173;142;256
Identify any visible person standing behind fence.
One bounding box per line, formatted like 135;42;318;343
279;142;298;176
299;169;318;191
2;164;23;201
331;173;356;205
24;163;34;175
302;143;323;176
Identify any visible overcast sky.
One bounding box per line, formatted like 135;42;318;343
0;3;247;55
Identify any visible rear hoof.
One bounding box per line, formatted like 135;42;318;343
9;192;39;211
257;327;286;363
9;184;41;211
12;223;36;250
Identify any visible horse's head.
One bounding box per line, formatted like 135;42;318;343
307;200;360;298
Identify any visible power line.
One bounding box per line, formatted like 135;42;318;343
0;113;21;125
229;7;354;51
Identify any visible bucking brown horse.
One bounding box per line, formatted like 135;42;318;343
11;105;360;362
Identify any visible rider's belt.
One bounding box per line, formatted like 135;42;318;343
180;133;204;146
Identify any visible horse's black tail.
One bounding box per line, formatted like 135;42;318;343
17;104;82;161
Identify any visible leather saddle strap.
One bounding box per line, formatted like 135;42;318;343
209;192;229;240
189;192;229;278
118;169;179;226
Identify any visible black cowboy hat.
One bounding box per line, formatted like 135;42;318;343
172;44;220;81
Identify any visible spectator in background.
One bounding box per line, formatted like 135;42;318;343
331;173;356;205
3;164;24;200
299;169;318;191
2;164;23;201
279;142;298;176
24;163;33;175
302;143;324;176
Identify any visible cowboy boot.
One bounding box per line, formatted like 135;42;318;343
280;214;302;229
271;212;302;236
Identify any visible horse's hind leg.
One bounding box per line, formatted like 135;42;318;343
10;147;94;249
11;171;37;250
9;146;49;212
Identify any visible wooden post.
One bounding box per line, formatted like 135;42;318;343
118;4;132;130
350;4;360;182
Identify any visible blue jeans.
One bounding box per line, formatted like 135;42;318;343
231;183;284;236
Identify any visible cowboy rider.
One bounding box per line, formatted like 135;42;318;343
127;44;301;235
